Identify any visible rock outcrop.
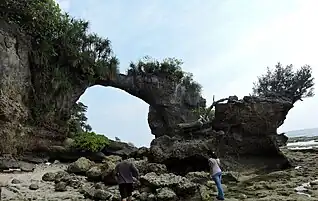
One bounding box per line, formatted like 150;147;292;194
276;133;289;147
212;96;293;156
149;96;293;174
0;21;32;155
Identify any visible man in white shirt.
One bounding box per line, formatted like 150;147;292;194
208;151;224;200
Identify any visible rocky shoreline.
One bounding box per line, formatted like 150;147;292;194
1;136;318;201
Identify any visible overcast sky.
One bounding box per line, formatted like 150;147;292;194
55;0;318;147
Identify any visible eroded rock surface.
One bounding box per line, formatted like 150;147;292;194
212;96;293;156
0;21;32;155
149;96;293;174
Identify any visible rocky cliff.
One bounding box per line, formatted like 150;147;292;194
0;21;32;154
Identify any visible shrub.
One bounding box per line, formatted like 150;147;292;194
127;56;184;82
72;132;110;152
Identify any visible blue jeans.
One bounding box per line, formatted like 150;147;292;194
212;172;224;199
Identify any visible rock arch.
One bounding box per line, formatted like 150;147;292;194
0;20;292;174
0;20;205;154
76;73;206;138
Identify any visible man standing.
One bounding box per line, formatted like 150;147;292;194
114;160;139;201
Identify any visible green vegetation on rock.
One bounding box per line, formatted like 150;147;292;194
67;102;110;152
127;56;185;82
127;56;203;98
253;62;315;103
72;131;110;152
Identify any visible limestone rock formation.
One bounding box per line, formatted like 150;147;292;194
149;96;293;174
0;21;32;155
212;96;293;156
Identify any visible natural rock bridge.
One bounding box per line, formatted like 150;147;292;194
0;20;292;173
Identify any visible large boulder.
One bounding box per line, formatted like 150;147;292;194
67;157;94;174
101;161;117;185
86;166;103;181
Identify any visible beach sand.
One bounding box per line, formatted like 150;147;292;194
0;163;88;201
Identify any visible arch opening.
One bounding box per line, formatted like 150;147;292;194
78;85;154;148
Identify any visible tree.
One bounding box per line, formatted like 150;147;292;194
252;63;315;103
68;102;92;136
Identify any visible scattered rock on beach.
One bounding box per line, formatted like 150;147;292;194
55;181;67;192
54;171;71;183
11;179;21;184
19;161;35;172
42;172;56;182
29;183;39;190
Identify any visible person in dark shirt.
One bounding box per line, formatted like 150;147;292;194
114;160;139;201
